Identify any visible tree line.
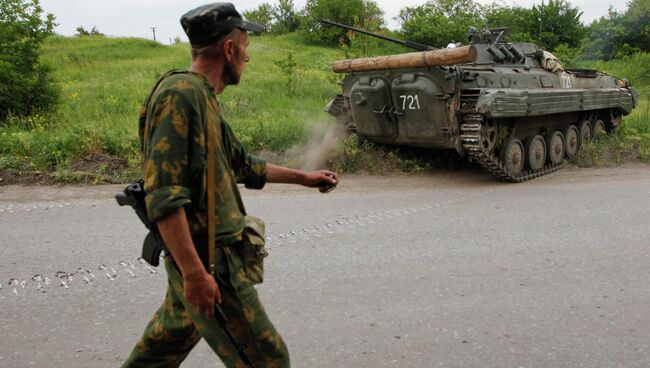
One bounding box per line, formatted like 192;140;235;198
245;0;648;59
1;0;648;122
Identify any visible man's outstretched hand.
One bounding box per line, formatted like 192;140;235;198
266;164;339;193
302;170;339;193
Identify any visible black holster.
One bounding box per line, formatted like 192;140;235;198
115;180;168;266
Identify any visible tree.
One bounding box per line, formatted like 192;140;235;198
526;0;585;50
581;0;649;60
272;0;299;34
398;0;486;48
0;0;58;121
398;0;585;51
75;25;104;37
299;0;384;44
620;0;650;52
485;5;536;43
581;8;625;60
242;3;274;33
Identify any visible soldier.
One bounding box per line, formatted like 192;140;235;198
121;3;338;367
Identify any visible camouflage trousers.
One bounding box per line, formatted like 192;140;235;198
121;245;290;368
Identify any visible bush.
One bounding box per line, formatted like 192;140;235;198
299;0;384;44
0;0;59;122
554;43;582;68
243;0;299;35
272;0;299;34
399;0;486;48
399;0;585;50
242;3;274;32
75;26;104;37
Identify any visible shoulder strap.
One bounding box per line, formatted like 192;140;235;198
139;69;189;153
207;114;217;277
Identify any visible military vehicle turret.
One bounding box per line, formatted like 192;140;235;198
322;19;639;182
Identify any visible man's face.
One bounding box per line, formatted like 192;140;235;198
222;31;250;86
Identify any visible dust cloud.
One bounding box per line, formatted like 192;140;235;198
285;122;347;171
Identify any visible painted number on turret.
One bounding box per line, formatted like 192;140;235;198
400;95;421;110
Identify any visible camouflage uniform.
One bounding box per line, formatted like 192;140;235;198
122;70;289;368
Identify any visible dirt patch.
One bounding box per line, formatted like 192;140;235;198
69;153;129;179
0;154;131;186
574;142;644;167
0;169;57;185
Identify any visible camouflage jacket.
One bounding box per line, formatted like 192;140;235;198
139;70;267;252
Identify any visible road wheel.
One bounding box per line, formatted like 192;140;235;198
480;120;498;151
525;135;546;171
563;125;579;159
578;120;592;148
593;119;606;139
500;137;525;175
545;131;565;165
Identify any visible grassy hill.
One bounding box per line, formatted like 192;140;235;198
0;34;347;182
0;34;648;183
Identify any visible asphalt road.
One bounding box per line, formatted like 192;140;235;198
1;165;649;368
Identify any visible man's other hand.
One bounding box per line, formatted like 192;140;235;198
183;270;222;318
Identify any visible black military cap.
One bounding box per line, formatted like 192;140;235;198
180;3;265;47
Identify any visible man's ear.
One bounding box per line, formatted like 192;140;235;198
223;39;234;62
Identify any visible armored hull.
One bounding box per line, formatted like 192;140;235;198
326;35;639;182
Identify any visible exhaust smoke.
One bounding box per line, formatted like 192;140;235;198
286;122;347;171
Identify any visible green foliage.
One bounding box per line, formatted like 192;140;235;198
578;52;650;87
274;52;298;94
329;134;461;174
582;0;650;60
580;8;624;60
553;43;582;68
573;114;650;167
329;134;376;172
399;0;485;47
0;33;341;181
399;0;585;51
75;25;104;37
621;0;650;52
336;11;385;58
299;0;384;44
399;0;485;48
242;3;274;32
272;0;299;34
485;6;536;43
527;0;585;50
569;54;650;167
0;0;59;122
243;0;299;35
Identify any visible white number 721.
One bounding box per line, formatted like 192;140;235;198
400;95;421;110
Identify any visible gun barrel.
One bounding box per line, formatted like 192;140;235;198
318;18;434;52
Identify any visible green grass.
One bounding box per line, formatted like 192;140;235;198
571;53;650;166
0;34;344;181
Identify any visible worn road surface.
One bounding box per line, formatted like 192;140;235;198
1;164;649;368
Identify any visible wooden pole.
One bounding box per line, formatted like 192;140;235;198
332;46;478;73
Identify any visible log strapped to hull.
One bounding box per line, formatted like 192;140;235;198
332;46;478;73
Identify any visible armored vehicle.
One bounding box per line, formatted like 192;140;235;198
322;19;639;182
